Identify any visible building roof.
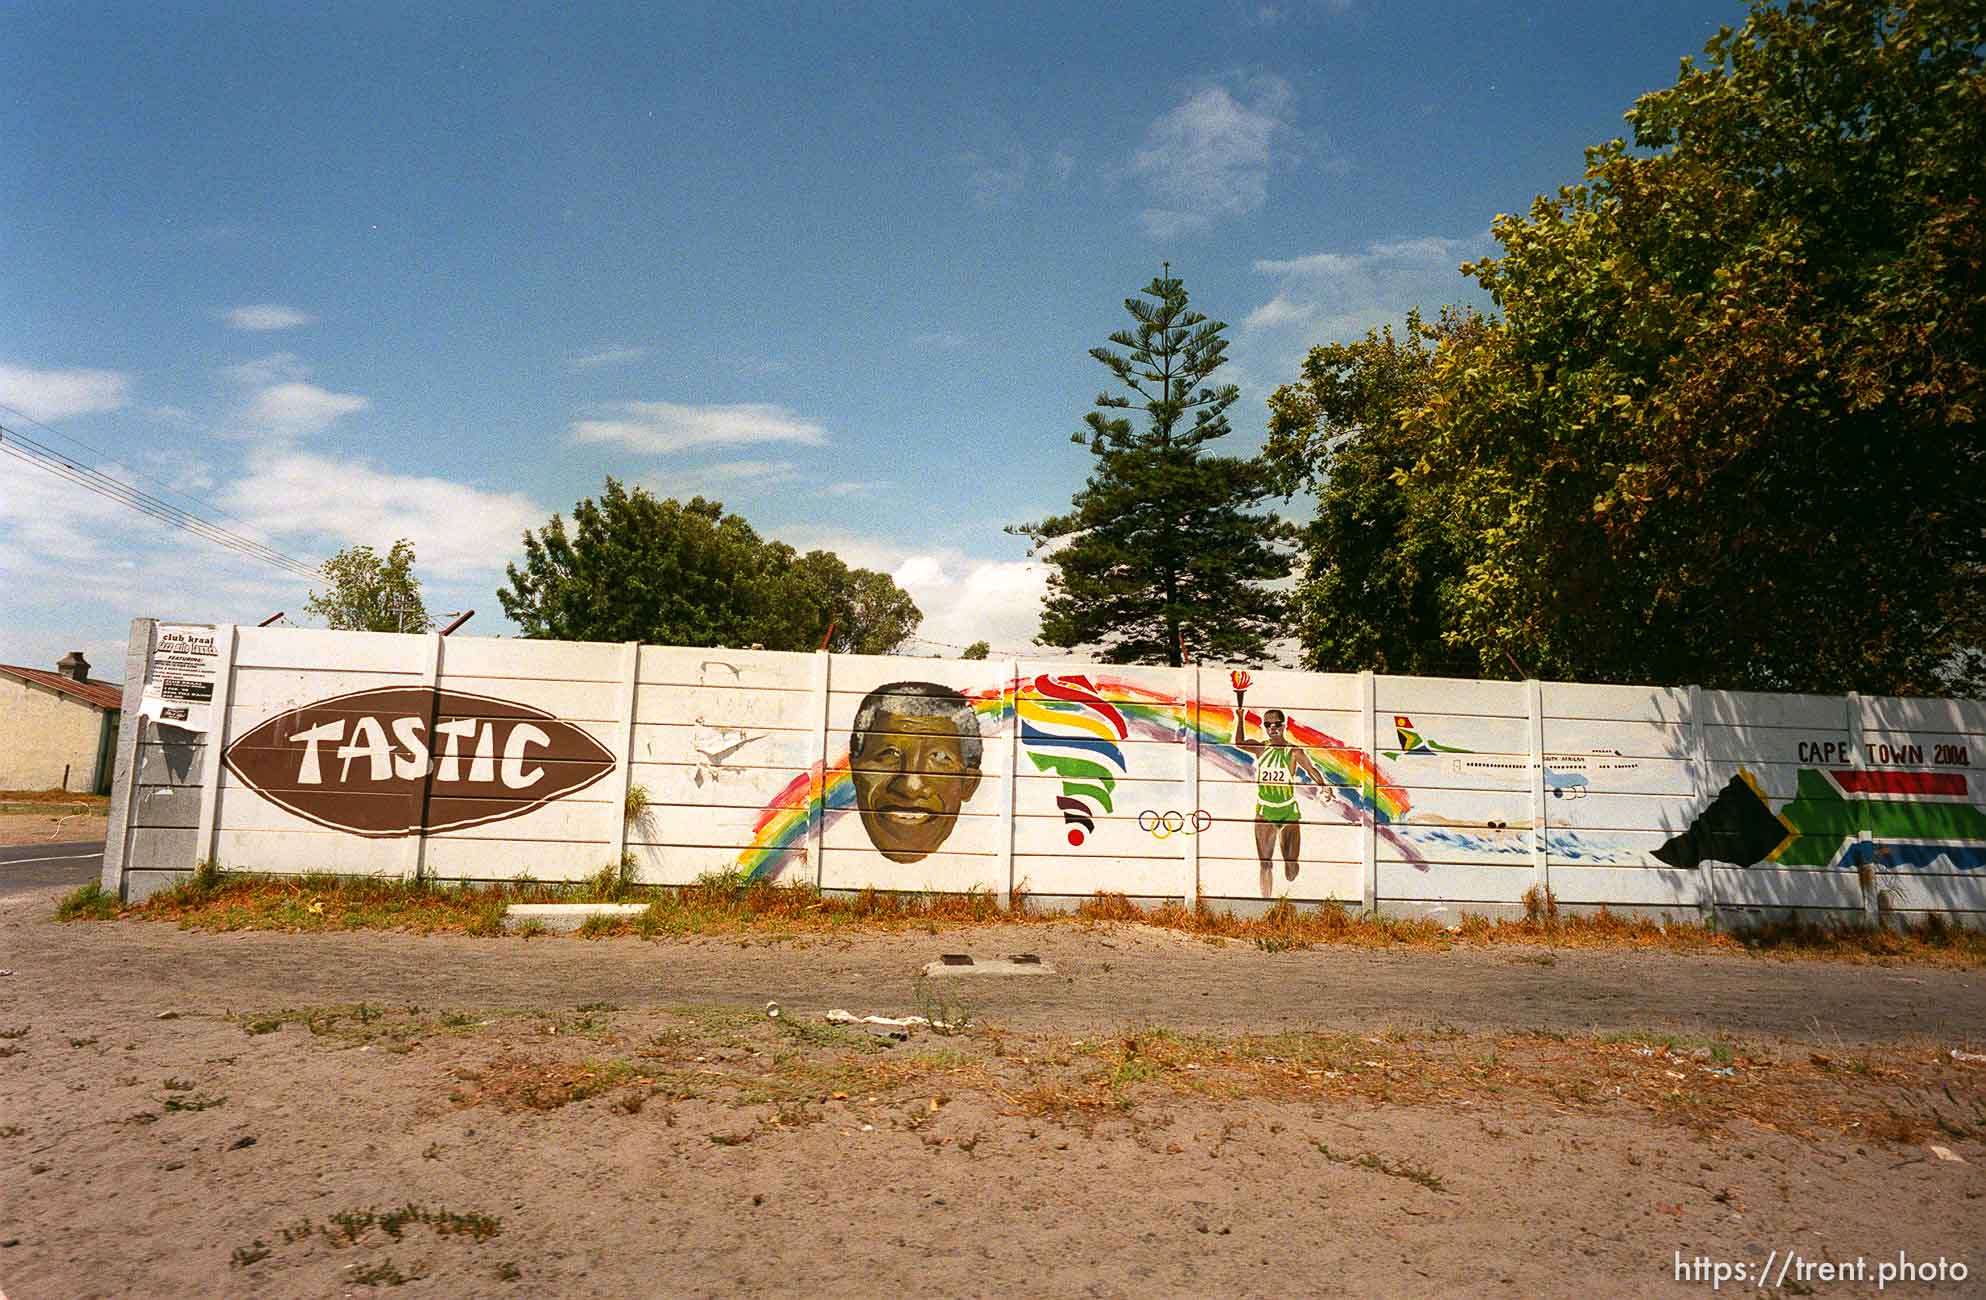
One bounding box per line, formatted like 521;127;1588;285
0;663;123;713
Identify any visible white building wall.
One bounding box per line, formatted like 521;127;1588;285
0;676;108;792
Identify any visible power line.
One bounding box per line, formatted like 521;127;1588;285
0;397;268;539
0;422;324;582
2;435;323;581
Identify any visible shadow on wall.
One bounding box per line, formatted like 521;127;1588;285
154;724;202;785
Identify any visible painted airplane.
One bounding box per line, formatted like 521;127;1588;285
1386;716;1640;798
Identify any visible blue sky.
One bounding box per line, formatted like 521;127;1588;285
2;0;1744;677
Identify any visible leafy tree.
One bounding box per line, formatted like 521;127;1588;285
1263;309;1489;676
497;478;921;653
1014;271;1292;666
1329;0;1982;695
960;640;991;660
769;547;923;655
304;539;432;633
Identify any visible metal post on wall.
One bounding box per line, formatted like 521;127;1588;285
1000;660;1020;909
192;623;240;869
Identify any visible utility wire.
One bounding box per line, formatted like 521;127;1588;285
0;397;269;539
0;427;322;580
0;422;324;582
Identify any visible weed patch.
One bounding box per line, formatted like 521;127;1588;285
350;1258;425;1287
230;1240;271;1268
449;1056;650;1111
113;870;1986;966
1315;1142;1448;1192
55;881;117;921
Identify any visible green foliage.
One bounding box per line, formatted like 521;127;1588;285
1263;309;1491;676
303;539;433;634
497;479;921;652
1281;0;1985;695
623;783;651;825
54;880;117;921
1015;272;1292;666
960;640;990;660
586;854;639;902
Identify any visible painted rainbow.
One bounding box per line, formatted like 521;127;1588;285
736;676;1412;882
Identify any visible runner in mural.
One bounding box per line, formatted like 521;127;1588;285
1229;671;1327;886
849;681;984;864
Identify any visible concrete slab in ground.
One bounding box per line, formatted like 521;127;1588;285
504;902;650;933
919;953;1057;977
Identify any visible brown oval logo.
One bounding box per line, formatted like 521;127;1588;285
223;686;616;838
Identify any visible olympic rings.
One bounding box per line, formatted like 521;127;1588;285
1138;808;1215;839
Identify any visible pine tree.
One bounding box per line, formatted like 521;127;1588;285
1014;270;1291;666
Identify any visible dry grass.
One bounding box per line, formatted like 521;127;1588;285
279;1001;1985;1149
70;869;1986;967
0;788;111;809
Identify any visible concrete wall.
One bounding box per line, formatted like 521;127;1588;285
101;619;1986;927
0;675;111;792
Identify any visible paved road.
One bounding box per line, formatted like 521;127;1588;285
0;839;103;896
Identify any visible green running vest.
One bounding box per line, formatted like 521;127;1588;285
1256;745;1299;823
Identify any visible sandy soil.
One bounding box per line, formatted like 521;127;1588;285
0;814;108;849
2;894;1983;1298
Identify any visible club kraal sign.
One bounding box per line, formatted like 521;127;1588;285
223;686;616;838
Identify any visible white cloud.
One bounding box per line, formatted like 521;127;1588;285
145;404;201;431
0;457;296;661
1240;296;1315;331
572;344;649;369
221;352;309;388
893;554;1049;655
822;480;881;498
962;145;1030;209
690;459;800;483
642;459;803;499
1131;76;1293;239
569;401;830;455
769;526;1049;655
224;303;315;332
1243;232;1493;352
217;353;368;439
0;364;132;421
220;452;542;581
243;381;369;439
1;430;551;662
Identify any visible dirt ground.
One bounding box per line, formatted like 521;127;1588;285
0;814;107;848
3;891;1983;1297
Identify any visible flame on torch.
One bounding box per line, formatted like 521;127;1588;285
1229;670;1252;694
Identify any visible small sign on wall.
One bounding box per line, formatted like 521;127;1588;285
139;623;221;731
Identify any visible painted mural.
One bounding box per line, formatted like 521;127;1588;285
1656;768;1986;873
111;622;1986;922
1229;671;1327;884
732;669;1416;894
221;685;615;838
847;682;983;864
